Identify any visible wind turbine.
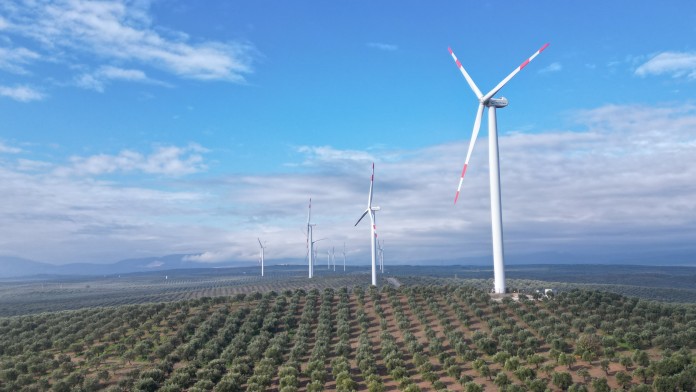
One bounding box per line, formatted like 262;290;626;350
257;238;266;277
314;244;320;274
332;246;336;271
342;242;346;272
305;198;315;278
448;43;549;294
355;162;380;286
377;240;384;273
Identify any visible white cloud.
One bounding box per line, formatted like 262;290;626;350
98;65;147;81
296;145;375;167
0;0;254;82
0;46;40;74
75;73;106;92
184;249;240;263
0;141;22;154
538;62;562;74
635;51;696;80
57;144;208;177
15;158;52;171
367;42;398;51
76;65;164;92
0;85;45;102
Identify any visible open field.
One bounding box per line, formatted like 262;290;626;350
0;285;694;392
1;264;695;317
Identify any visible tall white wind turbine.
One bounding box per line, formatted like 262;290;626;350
342;243;346;272
257;238;266;277
355;163;380;286
448;43;549;294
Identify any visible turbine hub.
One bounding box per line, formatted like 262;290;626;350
487;97;508;108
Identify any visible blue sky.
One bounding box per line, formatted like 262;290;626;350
1;0;696;266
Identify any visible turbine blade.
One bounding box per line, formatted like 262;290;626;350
355;209;369;226
306;198;311;251
455;103;485;204
448;47;483;99
481;43;549;103
368;162;374;208
258;238;262;248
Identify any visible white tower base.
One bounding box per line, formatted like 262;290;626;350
488;106;506;294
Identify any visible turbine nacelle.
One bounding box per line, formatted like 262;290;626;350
486;97;508;108
371;206;381;211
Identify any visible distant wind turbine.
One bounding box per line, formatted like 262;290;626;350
378;240;384;273
305;198;315;278
448;43;549;294
355;163;380;286
257;238;266;277
342;242;346;272
314;244;320;272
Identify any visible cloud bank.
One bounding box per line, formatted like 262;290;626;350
1;104;695;265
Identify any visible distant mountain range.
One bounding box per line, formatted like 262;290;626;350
0;254;247;279
1;250;693;279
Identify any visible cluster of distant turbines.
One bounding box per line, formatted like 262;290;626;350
257;42;549;292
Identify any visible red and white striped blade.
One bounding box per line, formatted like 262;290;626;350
373;224;377;238
448;47;483;99
481;43;549;103
455;103;485;204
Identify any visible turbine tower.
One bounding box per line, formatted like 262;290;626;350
306;198;315;278
257;238;266;277
355;162;380;286
448;43;549;294
378;240;384;273
314;245;320;273
342;243;346;272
